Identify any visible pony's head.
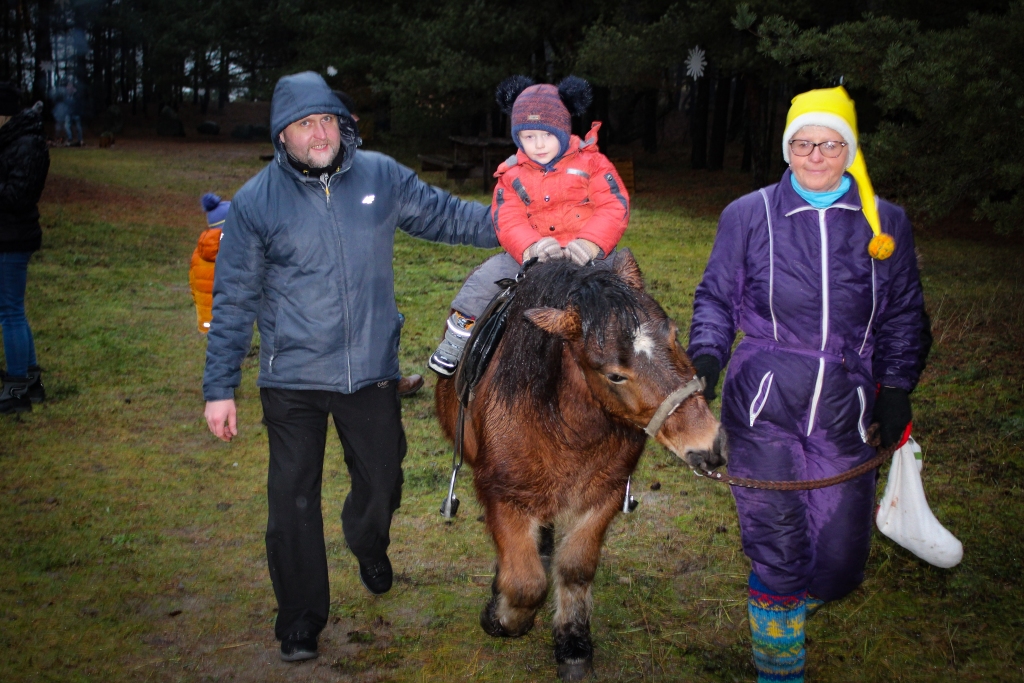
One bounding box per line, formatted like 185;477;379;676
499;250;726;471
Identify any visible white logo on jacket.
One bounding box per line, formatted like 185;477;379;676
362;194;375;204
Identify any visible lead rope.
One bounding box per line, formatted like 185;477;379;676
692;426;897;491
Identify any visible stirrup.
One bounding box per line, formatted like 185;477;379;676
622;476;639;513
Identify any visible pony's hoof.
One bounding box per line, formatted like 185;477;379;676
557;659;594;681
480;598;534;638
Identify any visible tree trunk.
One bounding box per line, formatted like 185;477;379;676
141;41;149;116
728;76;746;142
591;85;610;145
218;46;229;110
707;75;731;171
642;88;658;154
749;80;781;188
32;0;53;107
690;76;709;169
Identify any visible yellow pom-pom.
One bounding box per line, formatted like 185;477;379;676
868;233;895;260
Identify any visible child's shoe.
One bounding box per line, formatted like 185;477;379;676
428;312;474;376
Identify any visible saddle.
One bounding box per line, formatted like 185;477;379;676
453;258;537;406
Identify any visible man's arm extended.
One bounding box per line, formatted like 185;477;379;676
392;159;499;248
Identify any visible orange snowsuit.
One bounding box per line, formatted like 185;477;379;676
188;227;222;333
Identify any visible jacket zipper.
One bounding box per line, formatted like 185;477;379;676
806;208;830;435
319;172;331;206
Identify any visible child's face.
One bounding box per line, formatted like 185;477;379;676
518;130;561;165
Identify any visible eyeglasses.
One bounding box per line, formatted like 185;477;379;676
789;139;847;158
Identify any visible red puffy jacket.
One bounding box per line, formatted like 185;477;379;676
492;122;629;263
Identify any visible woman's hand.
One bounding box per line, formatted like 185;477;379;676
692;355;721;401
872;387;912;448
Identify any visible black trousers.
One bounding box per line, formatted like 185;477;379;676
260;383;406;640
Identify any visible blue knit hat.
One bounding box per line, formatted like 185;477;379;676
201;193;230;229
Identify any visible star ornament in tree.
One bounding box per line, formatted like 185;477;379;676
686;47;707;79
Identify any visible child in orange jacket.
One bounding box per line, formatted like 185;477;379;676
188;193;229;333
428;75;630;376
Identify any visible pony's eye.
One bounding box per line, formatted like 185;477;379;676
606;373;628;384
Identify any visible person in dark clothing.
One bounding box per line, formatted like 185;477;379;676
202;72;497;662
61;80;83;147
0;83;49;414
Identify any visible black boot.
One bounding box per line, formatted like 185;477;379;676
26;365;45;404
0;373;33;414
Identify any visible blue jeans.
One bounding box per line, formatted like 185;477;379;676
64;114;83;144
0;252;38;377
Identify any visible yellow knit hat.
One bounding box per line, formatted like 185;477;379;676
783;86;893;260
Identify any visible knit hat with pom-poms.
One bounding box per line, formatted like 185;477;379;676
201;193;230;229
497;75;593;161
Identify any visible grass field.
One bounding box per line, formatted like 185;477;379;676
1;137;1022;682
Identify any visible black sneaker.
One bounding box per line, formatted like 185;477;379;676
0;374;32;415
280;631;318;662
26;365;45;404
359;556;393;595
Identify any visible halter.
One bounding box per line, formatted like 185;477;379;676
643;376;706;438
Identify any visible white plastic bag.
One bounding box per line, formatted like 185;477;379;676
875;437;963;568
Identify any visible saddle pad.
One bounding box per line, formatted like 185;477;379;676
454;277;518;406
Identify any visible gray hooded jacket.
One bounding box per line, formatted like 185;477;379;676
203;72;498;400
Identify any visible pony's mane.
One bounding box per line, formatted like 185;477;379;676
491;260;643;410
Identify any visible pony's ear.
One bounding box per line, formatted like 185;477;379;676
613;249;645;291
496;75;534;115
524;307;582;340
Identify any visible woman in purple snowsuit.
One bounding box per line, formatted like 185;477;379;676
688;87;924;683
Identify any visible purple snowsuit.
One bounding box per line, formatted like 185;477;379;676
688;169;923;601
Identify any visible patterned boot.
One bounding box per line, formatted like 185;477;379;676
748;572;806;683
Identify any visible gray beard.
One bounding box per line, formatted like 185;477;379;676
286;140;341;170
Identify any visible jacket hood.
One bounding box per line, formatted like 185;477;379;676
270;71;359;176
0;103;44;149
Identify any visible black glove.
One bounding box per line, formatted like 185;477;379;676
872;386;912;448
692;355;721;402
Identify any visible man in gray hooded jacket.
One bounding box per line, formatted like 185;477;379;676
203;72;497;661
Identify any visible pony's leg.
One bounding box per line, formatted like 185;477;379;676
480;505;547;638
551;498;620;680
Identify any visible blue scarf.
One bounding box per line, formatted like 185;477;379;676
790;173;851;208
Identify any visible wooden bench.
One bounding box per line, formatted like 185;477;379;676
418;154;475;180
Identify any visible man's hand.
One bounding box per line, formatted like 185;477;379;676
564;238;602;266
205;399;238;442
523;237;564;263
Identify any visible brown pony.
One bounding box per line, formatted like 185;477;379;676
435;250;726;680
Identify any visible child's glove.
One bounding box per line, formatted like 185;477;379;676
523;237;564;263
564;239;602;266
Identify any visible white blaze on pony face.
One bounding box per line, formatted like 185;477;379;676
633;322;657;358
